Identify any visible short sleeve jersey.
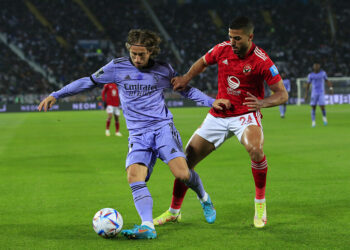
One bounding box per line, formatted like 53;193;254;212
307;70;327;95
204;42;282;117
102;83;120;106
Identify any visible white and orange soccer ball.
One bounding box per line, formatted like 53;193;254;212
92;208;123;238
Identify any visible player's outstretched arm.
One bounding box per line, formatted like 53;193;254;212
37;77;96;112
243;80;288;111
38;96;57;112
179;86;215;107
171;57;208;91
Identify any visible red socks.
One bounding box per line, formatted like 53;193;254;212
106;118;111;130
115;121;120;132
251;155;268;200
170;179;189;209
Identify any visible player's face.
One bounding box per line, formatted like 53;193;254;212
129;45;152;68
313;63;320;72
228;28;253;57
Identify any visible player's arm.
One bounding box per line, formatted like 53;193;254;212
171;56;208;91
326;79;334;94
304;82;311;100
38;60;116;112
38;77;96;112
243;80;288;111
179;86;231;110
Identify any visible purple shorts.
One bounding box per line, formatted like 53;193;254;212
310;93;325;106
125;123;186;181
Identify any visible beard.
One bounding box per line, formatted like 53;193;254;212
232;44;249;57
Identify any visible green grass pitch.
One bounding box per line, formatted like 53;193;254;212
0;105;349;249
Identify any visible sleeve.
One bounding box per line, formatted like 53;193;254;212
50;77;96;99
204;44;220;65
307;73;312;83
323;71;328;80
101;85;107;102
90;60;116;85
261;59;282;86
166;62;179;79
179;86;215;107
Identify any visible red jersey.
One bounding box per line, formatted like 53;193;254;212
204;42;281;117
101;83;120;107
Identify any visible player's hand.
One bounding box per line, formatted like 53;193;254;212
213;99;231;111
38;96;57;112
243;92;263;111
171;75;191;91
103;102;107;109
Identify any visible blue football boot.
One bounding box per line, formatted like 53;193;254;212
200;194;216;224
121;225;157;239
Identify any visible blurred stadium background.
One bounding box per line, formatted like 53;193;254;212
1;1;350;248
0;0;349;109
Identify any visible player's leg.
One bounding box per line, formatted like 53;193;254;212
105;106;113;136
310;94;318;127
320;105;328;125
279;104;284;118
241;125;267;228
283;103;287;117
121;135;157;239
114;107;122;136
319;94;327;125
167;156;216;224
154;136;216;225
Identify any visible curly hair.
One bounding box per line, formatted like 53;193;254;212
125;29;161;58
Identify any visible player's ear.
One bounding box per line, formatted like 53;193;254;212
248;33;254;42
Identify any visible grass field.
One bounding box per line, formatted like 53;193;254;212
0;105;349;249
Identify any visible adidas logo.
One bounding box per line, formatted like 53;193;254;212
170;148;177;154
124;75;131;80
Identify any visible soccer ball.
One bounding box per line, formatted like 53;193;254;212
92;208;123;238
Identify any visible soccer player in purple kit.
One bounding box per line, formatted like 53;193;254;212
304;63;333;127
279;72;291;118
38;29;228;239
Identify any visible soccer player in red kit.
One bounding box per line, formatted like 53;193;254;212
154;16;288;228
102;83;122;136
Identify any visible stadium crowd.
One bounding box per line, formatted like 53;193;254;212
0;0;349;103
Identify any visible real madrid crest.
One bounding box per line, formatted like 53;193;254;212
243;64;252;75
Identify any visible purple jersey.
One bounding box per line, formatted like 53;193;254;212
283;79;291;92
51;57;214;136
308;71;328;95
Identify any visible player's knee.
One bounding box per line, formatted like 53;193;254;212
247;145;264;161
174;169;190;181
126;165;146;183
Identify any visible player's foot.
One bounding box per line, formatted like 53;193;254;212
280;115;285;118
105;130;110;136
311;121;316;128
121;225;157;239
153;210;181;226
115;131;122;136
322;117;328;126
254;200;267;228
200;195;216;224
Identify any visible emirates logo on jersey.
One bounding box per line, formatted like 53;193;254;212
243;64;252;75
227;75;240;89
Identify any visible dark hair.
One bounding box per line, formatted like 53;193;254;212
125;29;161;58
229;16;254;35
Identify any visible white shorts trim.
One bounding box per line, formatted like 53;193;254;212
106;105;120;116
195;112;263;148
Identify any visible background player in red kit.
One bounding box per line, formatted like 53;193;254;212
154;16;288;228
102;83;122;136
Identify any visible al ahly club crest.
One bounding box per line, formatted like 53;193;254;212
243;64;252;75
